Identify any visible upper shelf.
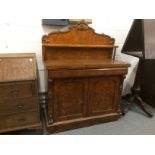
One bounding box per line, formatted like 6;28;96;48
43;44;118;48
42;22;119;62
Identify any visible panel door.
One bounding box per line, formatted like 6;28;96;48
88;76;120;116
50;78;88;122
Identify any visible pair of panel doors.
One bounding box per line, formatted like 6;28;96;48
48;76;121;123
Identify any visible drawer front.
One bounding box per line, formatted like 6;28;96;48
0;111;40;130
0;97;38;115
0;81;36;99
48;68;128;79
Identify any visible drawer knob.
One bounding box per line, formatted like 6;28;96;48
48;79;53;82
48;114;53;124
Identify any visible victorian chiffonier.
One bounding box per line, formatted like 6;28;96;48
0;53;41;133
42;22;130;133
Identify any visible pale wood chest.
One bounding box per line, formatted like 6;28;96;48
0;53;41;133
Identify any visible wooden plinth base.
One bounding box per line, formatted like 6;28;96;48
0;124;43;135
46;113;121;134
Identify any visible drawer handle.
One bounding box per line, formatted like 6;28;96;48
18;117;27;122
17;104;24;109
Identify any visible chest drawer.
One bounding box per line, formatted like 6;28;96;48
0;111;40;131
0;81;36;99
0;97;38;115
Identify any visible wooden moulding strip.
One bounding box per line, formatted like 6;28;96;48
46;113;121;133
48;68;128;79
0;123;41;134
43;44;118;48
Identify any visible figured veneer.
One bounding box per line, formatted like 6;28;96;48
42;21;130;133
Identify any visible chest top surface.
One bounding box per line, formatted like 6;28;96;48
0;53;37;82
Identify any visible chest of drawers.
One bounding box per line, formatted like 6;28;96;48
0;53;41;133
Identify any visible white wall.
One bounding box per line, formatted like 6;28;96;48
92;19;139;94
0;19;139;94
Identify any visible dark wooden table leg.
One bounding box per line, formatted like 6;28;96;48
122;96;135;115
136;95;153;118
122;86;153;117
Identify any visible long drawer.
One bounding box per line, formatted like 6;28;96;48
0;81;36;99
0;97;38;115
0;111;40;131
48;68;128;79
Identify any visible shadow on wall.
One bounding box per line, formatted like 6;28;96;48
42;19;92;35
42;25;69;35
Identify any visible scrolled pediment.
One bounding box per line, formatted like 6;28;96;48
42;21;115;45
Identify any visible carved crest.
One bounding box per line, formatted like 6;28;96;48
72;21;90;31
42;21;115;45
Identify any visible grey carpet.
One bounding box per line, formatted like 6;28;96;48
54;103;155;135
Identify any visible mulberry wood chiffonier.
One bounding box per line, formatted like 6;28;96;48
42;22;130;133
0;53;41;134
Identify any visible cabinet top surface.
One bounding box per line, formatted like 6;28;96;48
45;60;130;70
0;53;37;82
0;53;36;58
